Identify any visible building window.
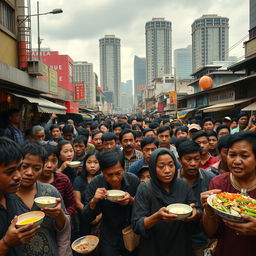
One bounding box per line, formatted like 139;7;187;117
0;0;15;33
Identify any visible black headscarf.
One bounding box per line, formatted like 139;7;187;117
148;147;180;205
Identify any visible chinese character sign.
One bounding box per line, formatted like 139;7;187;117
75;83;85;101
168;91;177;103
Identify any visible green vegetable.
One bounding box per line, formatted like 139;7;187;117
244;207;256;214
219;198;229;203
242;211;256;217
220;205;230;213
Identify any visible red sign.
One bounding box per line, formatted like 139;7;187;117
158;101;165;112
168;91;177;103
65;101;79;113
75;83;85;101
137;85;151;90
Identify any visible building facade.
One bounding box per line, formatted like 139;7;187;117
73;61;96;107
99;35;121;108
120;80;133;112
192;14;229;73
174;45;192;79
145;18;172;85
134;56;146;106
250;0;256;38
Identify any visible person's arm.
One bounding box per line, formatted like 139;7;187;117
73;191;84;211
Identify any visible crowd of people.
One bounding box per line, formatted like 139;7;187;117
0;108;256;256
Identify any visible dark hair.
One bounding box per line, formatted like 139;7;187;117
170;121;181;129
203;117;215;125
174;126;188;136
237;112;249;121
217;135;230;152
77;128;89;137
216;125;230;136
113;122;124;130
99;123;109;130
143;128;154;136
157;126;172;136
134;131;143;139
50;124;61;132
119;129;135;142
62;125;74;134
227;131;256;155
192;130;209;141
81;150;101;180
149;122;159;129
98;150;124;171
92;130;104;139
175;137;190;150
90;123;99;130
132;124;143;131
0;137;23;166
102;132;117;142
57;140;73;157
141;137;159;149
43;143;58;157
177;140;202;158
73;135;88;146
163;119;170;125
8;108;20;117
207;131;217;138
22;140;47;163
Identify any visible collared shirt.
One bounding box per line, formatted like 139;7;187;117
200;154;220;170
128;158;147;177
123;149;143;172
231;126;243;134
2;125;24;144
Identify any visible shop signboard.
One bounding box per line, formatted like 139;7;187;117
49;68;58;94
75;83;85;101
168;91;177;103
208;90;235;105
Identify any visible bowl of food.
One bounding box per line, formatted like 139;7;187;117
207;192;256;223
72;235;99;254
106;190;125;202
16;211;45;228
34;196;57;208
68;161;81;168
166;203;193;220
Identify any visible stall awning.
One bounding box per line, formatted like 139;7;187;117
242;101;256;111
177;109;194;118
201;98;255;113
12;93;66;114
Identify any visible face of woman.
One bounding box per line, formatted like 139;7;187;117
176;130;188;139
156;154;176;185
60;144;74;162
227;141;256;179
86;155;100;176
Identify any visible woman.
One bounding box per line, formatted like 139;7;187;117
175;126;189;139
201;131;256;256
57;140;77;183
132;148;199;256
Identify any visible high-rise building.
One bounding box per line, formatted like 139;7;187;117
191;14;229;73
250;0;256;38
145;18;172;85
174;45;192;79
73;61;96;107
99;35;121;108
120;80;133;112
134;56;146;106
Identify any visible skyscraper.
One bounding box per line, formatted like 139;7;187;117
191;14;229;73
74;61;96;106
250;0;256;38
99;35;121;108
145;18;172;85
120;80;133;112
134;56;146;106
174;45;192;79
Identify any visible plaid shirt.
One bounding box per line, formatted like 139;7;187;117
124;149;143;171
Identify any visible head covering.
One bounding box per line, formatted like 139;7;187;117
148;148;179;205
188;123;201;132
223;116;232;121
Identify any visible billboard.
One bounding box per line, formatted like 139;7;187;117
168;91;177;103
75;83;85;101
137;85;151;90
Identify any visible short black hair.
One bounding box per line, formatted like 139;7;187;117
62;125;74;134
141;137;159;149
149;122;159;129
119;129;135;142
192;130;209;141
216;125;230;136
77;128;89;137
217;135;230;152
175;138;190;150
177;140;202;158
92;130;104;139
43;143;58;157
157;126;172;136
73;135;88;145
203;117;215;125
134;131;143;139
8;108;20;117
143;128;154;136
237;112;249;121
50;124;61;132
0;137;23;166
98;150;124;171
113;122;124;130
207;131;217;138
99;123;110;130
102;132;117;142
22;140;47;163
174;126;188;136
227;131;256;155
90;123;99;130
132;124;143;131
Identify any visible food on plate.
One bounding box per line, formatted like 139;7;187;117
72;235;99;254
17;217;41;225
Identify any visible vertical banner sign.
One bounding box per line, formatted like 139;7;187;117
168;91;177;103
75;83;85;101
49;68;58;94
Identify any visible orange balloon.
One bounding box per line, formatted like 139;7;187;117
199;76;213;89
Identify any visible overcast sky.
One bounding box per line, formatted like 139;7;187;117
31;0;249;84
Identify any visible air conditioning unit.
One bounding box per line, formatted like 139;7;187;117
27;60;45;76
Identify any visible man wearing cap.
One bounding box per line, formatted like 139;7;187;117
188;124;201;139
222;117;232;127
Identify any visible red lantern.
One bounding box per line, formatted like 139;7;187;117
199;76;213;89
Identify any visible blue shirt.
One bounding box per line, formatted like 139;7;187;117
128;158;147;177
2;125;24;144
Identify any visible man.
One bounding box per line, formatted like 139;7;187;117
73;135;88;165
31;125;46;143
81;150;140;256
231;112;251;134
192;131;220;170
9;140;71;255
92;131;104;151
62;125;75;141
207;131;218;157
188;123;201;138
0;138;39;256
216;124;230;139
177;139;215;256
148;122;159;135
202;117;215;132
143;128;155;138
49;124;62;144
134;131;143;151
128;137;158;177
102;132;119;151
156;126;179;159
2;109;24;144
222;116;232;127
120;129;143;171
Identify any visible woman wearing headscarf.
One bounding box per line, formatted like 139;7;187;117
132;148;200;256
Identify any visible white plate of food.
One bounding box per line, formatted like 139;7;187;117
106;189;125;202
72;235;99;254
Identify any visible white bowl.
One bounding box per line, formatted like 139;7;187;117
72;235;99;254
68;161;81;168
34;196;57;208
107;190;125;202
166;203;193;220
16;211;45;228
